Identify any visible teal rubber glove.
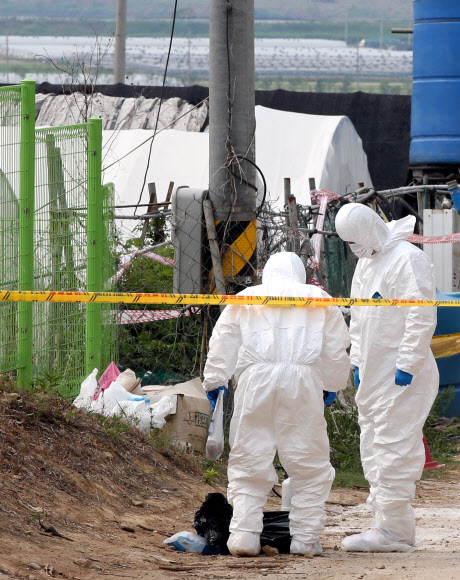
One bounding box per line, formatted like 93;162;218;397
206;386;227;412
354;367;360;388
395;369;413;386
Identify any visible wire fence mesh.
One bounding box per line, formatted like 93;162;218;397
0;86;21;373
0;82;353;411
110;185;354;431
0;84;117;393
33;125;92;391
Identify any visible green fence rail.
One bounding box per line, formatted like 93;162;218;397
0;79;116;394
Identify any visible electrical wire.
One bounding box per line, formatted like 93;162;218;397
134;0;178;214
225;154;267;218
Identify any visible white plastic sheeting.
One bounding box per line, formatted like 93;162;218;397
254;105;373;208
101;105;373;236
35;93;208;132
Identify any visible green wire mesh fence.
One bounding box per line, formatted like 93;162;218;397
0;81;116;394
0;86;21;374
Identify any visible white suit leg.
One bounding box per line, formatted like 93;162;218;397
227;367;278;534
358;360;438;544
275;370;335;545
358;412;378;506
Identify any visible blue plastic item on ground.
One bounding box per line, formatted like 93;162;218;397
164;531;227;555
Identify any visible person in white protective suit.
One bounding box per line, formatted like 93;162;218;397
334;203;439;553
203;252;350;557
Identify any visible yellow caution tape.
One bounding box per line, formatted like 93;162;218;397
0;290;460;307
431;332;460;359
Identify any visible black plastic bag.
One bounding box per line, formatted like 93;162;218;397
193;493;233;552
260;511;291;554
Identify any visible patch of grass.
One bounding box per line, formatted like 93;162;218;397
199;456;227;486
327;384;460;488
96;414;131;439
326;386;363;488
422;386;460;479
203;467;219;485
332;471;369;489
0;372;18;393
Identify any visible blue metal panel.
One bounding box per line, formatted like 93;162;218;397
410;1;460;165
435;290;460;416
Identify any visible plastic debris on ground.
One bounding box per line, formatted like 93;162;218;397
73;368;210;446
261;511;292;554
193;493;232;554
163;531;226;555
165;492;292;555
205;390;225;460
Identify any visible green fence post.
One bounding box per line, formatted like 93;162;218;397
18;79;35;389
86;116;103;375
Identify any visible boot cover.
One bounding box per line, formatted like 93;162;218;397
290;539;322;556
341;528;415;553
227;531;261;557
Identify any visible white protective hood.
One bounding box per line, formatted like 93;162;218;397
261;252;307;287
335;203;416;254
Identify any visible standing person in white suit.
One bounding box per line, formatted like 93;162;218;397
335;203;439;552
203;252;350;557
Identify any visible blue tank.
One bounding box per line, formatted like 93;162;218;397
410;0;460;165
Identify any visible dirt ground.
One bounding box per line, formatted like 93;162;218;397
1;389;460;580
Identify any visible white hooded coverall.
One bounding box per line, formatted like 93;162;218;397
335;203;439;551
203;252;350;550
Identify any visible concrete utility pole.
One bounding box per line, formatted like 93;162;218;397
114;0;127;84
209;0;256;220
208;0;256;288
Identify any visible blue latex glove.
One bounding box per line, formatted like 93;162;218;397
395;369;413;386
206;386;227;412
354;367;360;388
324;392;337;407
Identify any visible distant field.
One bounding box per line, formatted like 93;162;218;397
0;18;411;48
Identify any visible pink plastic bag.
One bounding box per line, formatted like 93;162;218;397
93;362;120;400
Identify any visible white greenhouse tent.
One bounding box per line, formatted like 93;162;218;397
101;105;373;233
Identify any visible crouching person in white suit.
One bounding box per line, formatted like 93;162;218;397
203;252;350;557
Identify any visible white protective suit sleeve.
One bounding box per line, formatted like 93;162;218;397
319;302;351;392
388;254;437;375
202;305;242;392
349;260;363;368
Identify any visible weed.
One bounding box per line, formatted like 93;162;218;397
326;390;363;478
96;414;130;439
423;386;460;476
30;371;68;398
203;467;219;485
0;373;18;393
150;427;181;458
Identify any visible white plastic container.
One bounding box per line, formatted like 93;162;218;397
281;477;292;512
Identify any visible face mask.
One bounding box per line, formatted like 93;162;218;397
349;243;375;259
